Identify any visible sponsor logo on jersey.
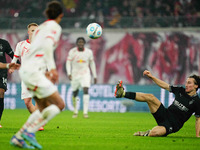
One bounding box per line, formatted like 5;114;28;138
173;100;189;112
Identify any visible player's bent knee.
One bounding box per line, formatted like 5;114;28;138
149;126;166;137
145;94;157;102
57;100;65;110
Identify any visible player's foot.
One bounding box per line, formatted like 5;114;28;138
133;130;151;136
22;130;42;149
10;135;35;149
0;124;2;128
83;114;89;118
38;127;44;131
114;80;125;98
72;113;78;118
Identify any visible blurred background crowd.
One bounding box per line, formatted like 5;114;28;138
1;0;200;28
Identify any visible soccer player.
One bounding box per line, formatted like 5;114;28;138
0;38;20;128
11;23;38;112
10;23;44;131
115;70;200;137
10;1;65;149
66;37;97;118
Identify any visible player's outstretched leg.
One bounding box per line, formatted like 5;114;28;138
22;129;42;149
10;135;35;149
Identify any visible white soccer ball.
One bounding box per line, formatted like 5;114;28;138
86;23;102;39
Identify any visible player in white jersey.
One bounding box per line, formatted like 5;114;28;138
11;23;39;112
11;23;44;131
10;1;65;149
66;37;97;118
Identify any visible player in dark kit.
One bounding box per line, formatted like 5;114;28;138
0;38;19;128
115;70;200;137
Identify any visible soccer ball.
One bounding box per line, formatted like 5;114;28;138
86;23;102;39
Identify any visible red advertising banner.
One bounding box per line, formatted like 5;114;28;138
1;31;199;85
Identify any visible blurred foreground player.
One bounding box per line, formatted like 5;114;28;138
0;38;20;128
10;1;65;149
115;70;200;137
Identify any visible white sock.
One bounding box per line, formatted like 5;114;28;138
15;110;41;139
27;104;60;133
83;94;89;115
73;96;78;114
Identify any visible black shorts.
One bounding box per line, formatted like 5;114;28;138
152;104;181;136
0;76;7;91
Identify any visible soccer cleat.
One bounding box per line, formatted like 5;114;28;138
22;130;42;149
38;127;44;131
133;130;151;136
10;135;35;149
83;114;89;118
0;124;2;128
114;80;125;98
72;113;78;118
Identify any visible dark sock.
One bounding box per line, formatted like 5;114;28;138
124;92;136;100
0;98;4;121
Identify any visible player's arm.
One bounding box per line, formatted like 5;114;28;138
66;50;72;80
9;43;21;73
196;117;200;137
89;59;97;84
143;70;170;91
0;63;9;69
44;38;58;83
0;63;20;69
5;40;21;64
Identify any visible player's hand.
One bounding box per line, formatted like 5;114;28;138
68;75;72;80
45;69;59;84
94;78;97;84
143;70;153;78
9;63;20;70
8;68;15;74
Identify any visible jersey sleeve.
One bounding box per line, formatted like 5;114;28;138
67;49;73;61
12;42;21;63
66;50;73;75
46;26;61;47
89;50;94;61
44;25;62;70
169;85;183;94
5;40;14;58
194;100;200;117
89;50;97;78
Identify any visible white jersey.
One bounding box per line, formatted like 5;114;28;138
67;47;97;79
19;20;61;99
12;39;32;99
21;20;62;72
12;39;31;66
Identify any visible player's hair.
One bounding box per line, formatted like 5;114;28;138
189;74;200;91
76;37;86;44
27;23;38;29
44;1;63;19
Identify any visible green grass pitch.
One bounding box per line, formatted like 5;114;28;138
0;109;199;150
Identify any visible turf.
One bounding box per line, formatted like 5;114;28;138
0;109;199;150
